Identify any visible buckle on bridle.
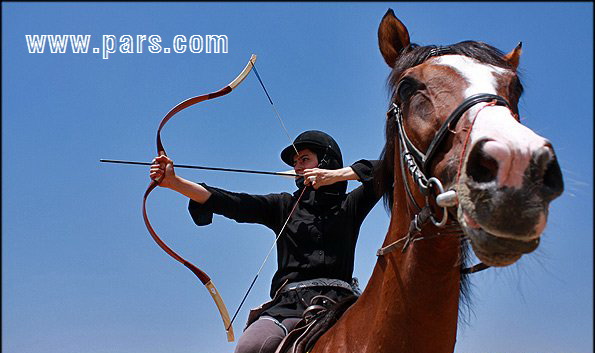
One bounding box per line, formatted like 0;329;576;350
388;102;401;120
427;46;451;58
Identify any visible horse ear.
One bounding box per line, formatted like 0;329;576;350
504;42;523;70
378;8;411;68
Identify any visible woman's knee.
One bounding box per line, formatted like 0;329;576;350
234;317;286;353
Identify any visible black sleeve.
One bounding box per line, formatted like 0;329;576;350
346;160;382;225
350;159;379;182
188;183;290;231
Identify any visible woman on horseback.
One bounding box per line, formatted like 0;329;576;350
150;130;381;353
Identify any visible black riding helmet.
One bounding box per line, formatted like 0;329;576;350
280;130;343;169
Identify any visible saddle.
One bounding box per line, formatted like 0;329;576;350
274;294;358;353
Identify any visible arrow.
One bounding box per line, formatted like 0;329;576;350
100;159;301;177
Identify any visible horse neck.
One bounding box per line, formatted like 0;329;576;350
312;153;463;353
323;159;462;353
364;158;462;352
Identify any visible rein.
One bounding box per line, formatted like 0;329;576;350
377;92;512;275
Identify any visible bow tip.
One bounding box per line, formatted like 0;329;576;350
226;329;235;342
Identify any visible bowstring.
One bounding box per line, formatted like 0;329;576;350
227;60;305;330
227;185;308;330
249;61;299;156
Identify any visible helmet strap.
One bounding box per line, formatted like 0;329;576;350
317;145;332;169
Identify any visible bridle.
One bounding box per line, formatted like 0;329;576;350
393;92;510;210
377;84;511;274
397;93;510;180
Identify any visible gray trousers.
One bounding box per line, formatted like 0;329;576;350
234;316;301;353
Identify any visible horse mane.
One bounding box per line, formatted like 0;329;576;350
375;40;524;322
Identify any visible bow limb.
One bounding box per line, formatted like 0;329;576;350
156;54;258;156
143;54;257;342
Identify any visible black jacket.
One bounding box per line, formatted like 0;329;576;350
188;159;381;298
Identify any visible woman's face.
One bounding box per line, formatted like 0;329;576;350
293;148;319;174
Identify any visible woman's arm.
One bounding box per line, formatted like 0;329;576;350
345;159;383;224
302;166;358;189
151;155;287;229
302;159;381;189
150;155;212;203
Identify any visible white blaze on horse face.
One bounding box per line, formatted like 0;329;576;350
433;55;549;189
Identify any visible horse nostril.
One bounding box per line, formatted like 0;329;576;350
466;140;499;183
533;147;564;200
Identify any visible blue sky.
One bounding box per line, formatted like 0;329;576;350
3;2;592;353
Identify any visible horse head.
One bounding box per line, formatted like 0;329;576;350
377;9;564;268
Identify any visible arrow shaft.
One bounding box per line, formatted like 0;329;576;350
100;159;300;177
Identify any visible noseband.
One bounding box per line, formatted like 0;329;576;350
378;90;511;275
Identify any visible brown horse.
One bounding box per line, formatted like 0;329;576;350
309;9;564;353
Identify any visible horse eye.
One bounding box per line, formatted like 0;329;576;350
397;79;417;102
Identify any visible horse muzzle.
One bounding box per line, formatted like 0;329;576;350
454;137;564;266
